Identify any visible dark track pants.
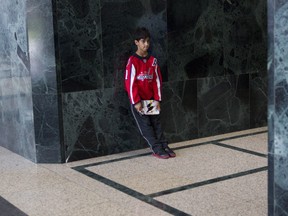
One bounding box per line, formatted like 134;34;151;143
131;104;168;153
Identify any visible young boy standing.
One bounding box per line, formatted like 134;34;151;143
124;27;176;159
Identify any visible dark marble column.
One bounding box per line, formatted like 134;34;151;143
0;0;63;163
268;0;288;215
0;1;36;161
27;0;64;163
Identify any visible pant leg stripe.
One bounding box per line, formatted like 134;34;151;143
130;105;155;153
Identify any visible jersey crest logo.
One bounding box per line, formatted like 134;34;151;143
152;58;157;66
137;72;153;81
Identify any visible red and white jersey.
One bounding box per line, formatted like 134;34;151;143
125;54;162;105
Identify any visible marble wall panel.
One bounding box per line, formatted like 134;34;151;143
250;73;267;128
55;0;103;92
268;0;288;214
32;94;64;163
63;80;198;161
62;88;145;162
101;0;168;88
197;74;250;137
0;77;35;160
0;0;268;164
26;0;60;96
61;0;267;161
267;0;274;212
0;0;36;162
167;0;224;80
223;0;267;75
27;0;63;163
273;78;288;216
161;80;198;142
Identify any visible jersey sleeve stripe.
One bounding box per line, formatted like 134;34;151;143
155;66;161;100
130;64;136;104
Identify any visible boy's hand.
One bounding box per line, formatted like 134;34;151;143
155;101;161;111
134;102;143;112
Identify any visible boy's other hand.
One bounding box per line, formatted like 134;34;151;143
155;101;161;111
134;102;143;112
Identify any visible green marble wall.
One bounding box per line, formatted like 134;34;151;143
0;0;268;163
55;0;267;162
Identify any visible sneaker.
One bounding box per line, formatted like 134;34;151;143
163;146;176;157
152;148;170;159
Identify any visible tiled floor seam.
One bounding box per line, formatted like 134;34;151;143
147;166;268;198
211;142;267;158
0;196;28;216
174;130;267;152
73;167;191;216
70;129;268;215
72;130;268;170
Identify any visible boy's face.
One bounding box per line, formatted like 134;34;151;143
135;37;150;54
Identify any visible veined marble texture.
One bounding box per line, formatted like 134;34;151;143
0;0;268;164
197;74;250;137
63;81;200;162
223;0;267;75
167;0;223;80
268;0;288;215
161;80;198;141
0;0;36;161
167;0;267;80
274;0;288;189
101;0;168;88
60;0;267;161
62;88;145;162
27;0;63;163
55;0;103;92
27;0;59;95
250;73;267;128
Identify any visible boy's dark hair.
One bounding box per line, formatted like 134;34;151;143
134;27;151;41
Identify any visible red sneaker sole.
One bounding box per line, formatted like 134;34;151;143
152;153;169;159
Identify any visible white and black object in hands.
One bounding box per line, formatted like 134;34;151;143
140;100;160;115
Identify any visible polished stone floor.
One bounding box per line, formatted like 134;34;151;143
0;127;267;216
